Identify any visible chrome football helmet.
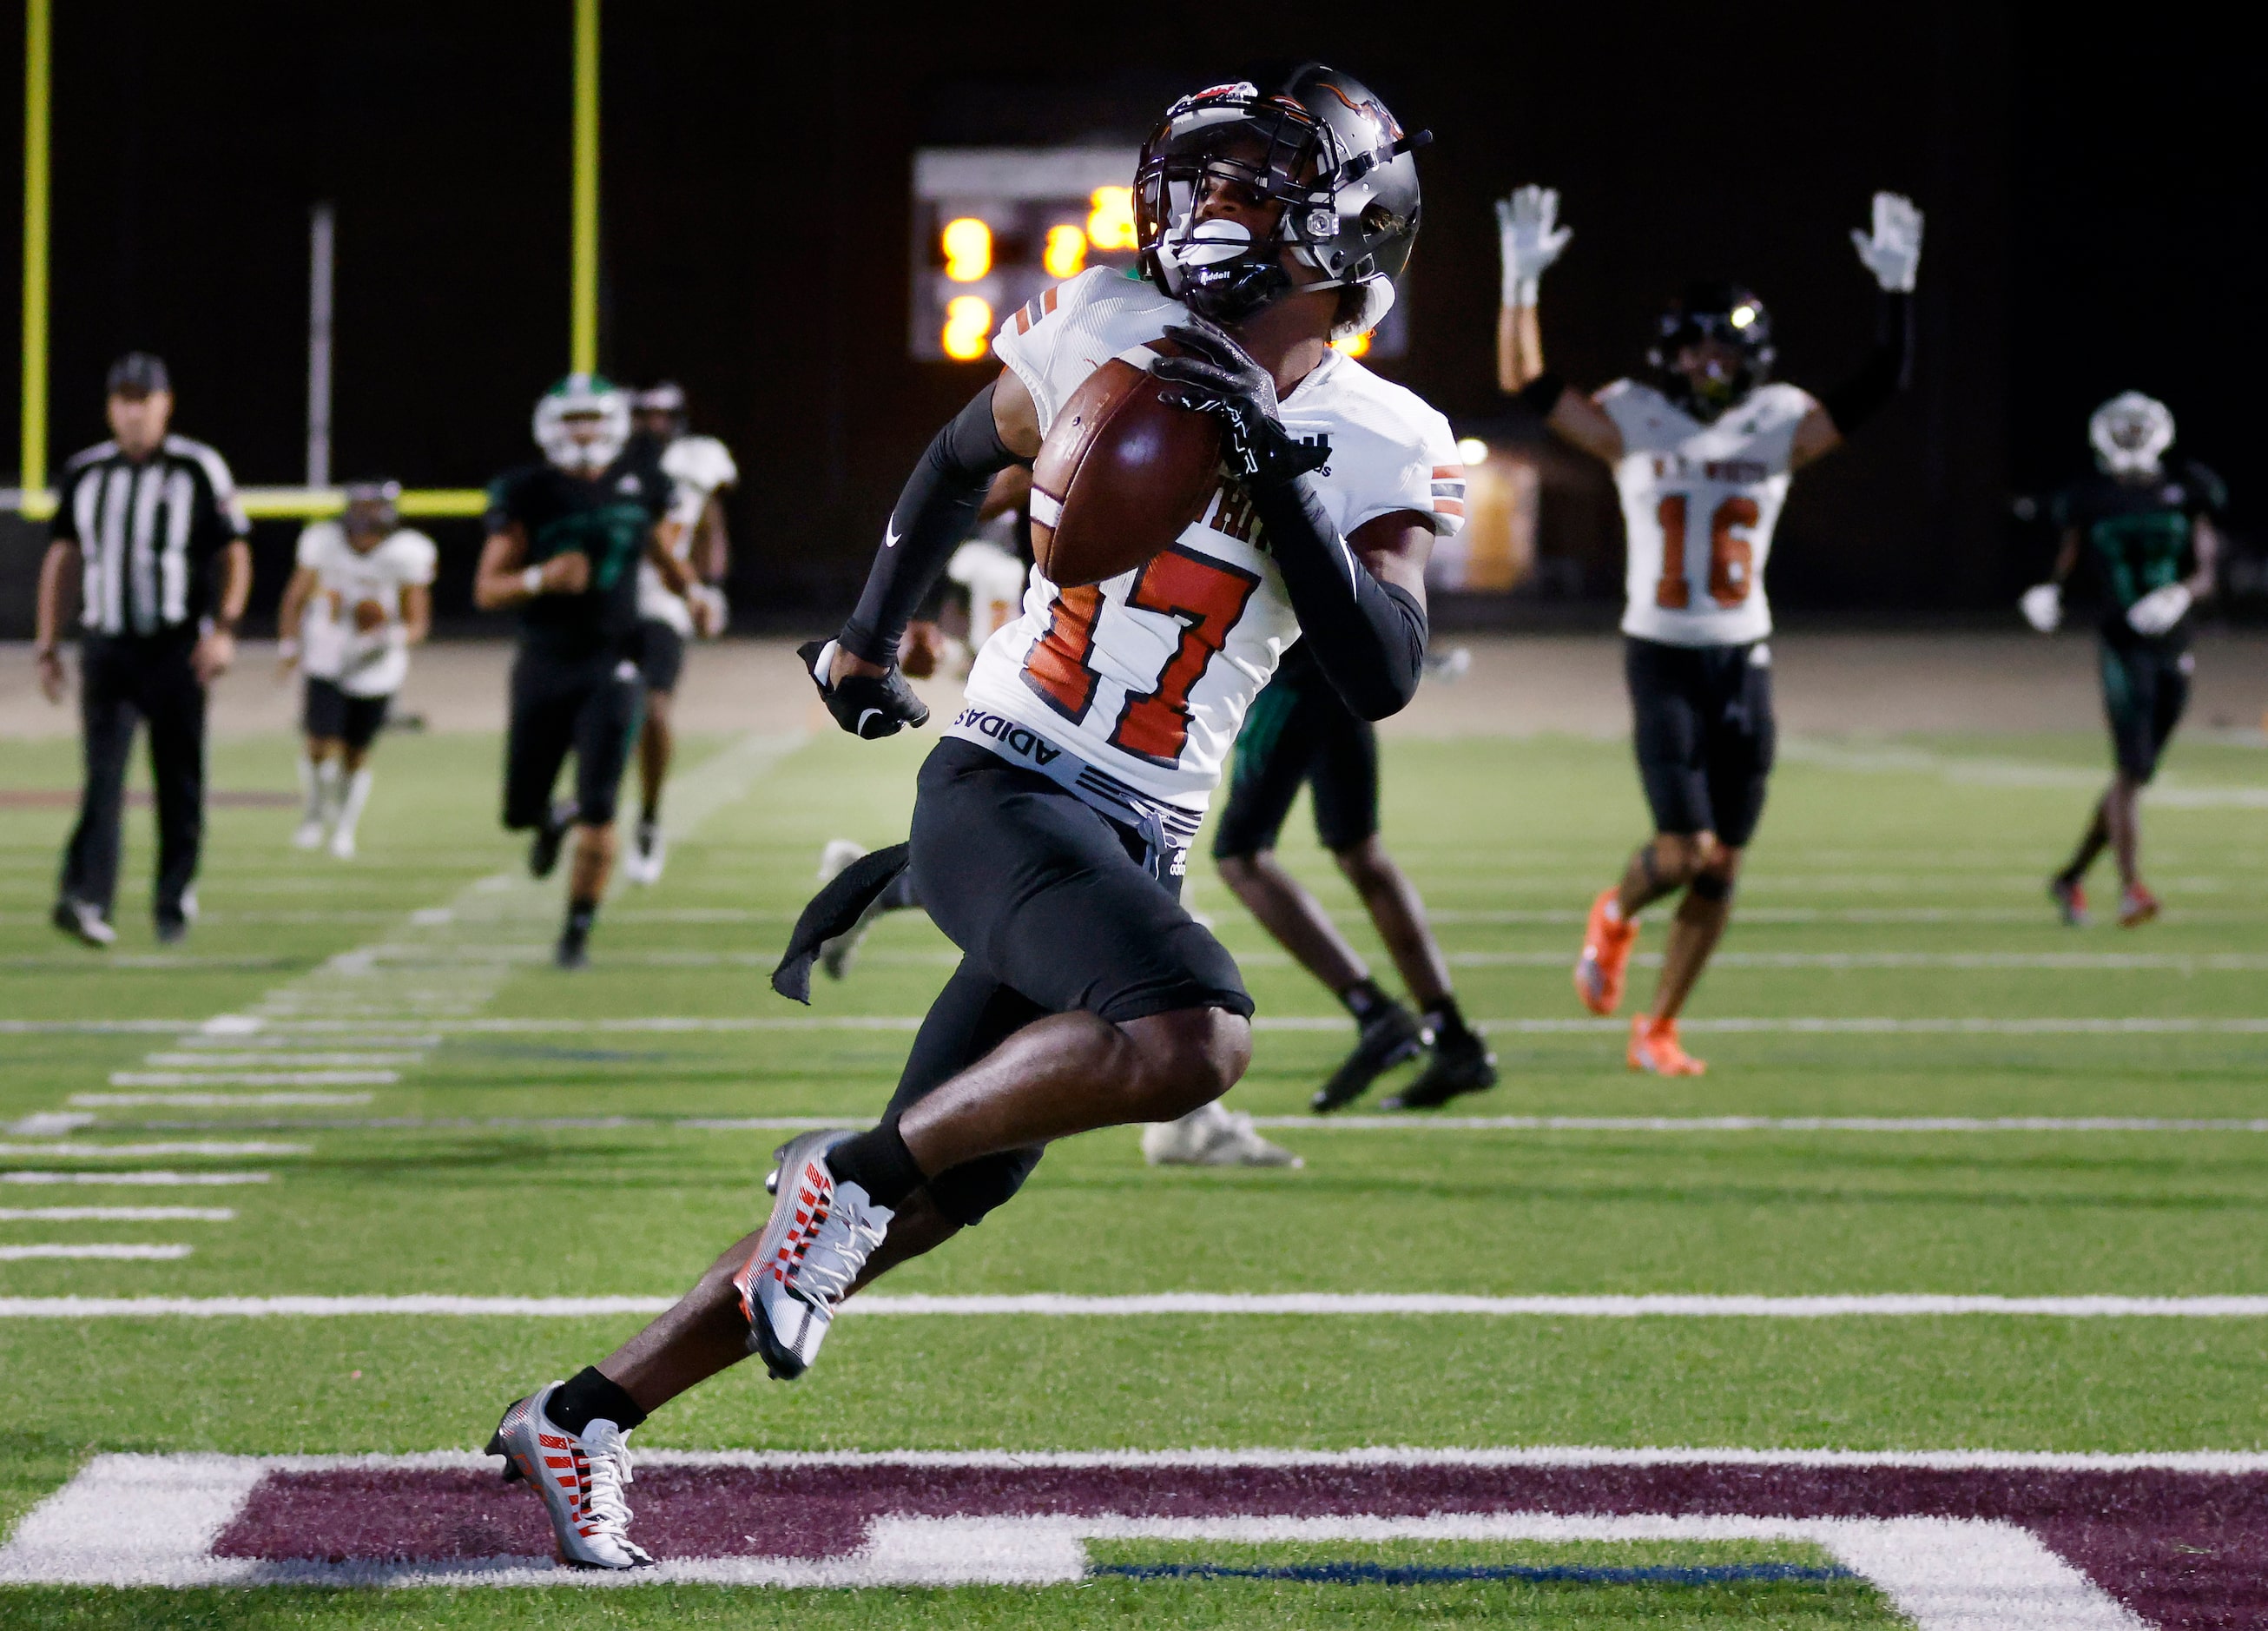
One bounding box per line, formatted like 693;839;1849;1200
1647;281;1776;419
1135;65;1427;335
532;373;630;474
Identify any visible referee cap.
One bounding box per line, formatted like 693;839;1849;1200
106;352;171;397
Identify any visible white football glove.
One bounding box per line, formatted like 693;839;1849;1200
2126;583;2192;637
1496;185;1572;307
689;583;728;637
1849;191;1924;293
2019;583;2062;634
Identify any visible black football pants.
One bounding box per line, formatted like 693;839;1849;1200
60;631;208;926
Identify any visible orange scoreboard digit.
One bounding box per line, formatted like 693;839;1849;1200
910;147;1142;361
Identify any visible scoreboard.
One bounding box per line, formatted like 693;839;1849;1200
909;146;1406;364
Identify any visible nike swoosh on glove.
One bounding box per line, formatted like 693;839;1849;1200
799;638;929;739
1152;316;1329;487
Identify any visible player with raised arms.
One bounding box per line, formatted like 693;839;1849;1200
485;67;1460;1567
2023;393;2224;927
1497;185;1922;1075
622;382;733;887
274;481;436;859
471;375;701;968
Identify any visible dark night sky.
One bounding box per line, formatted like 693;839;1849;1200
1;3;2258;627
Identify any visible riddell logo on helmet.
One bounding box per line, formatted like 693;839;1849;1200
954;708;1063;765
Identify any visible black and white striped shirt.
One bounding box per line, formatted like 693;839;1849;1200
52;436;250;637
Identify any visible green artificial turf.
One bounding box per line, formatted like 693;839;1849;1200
3;720;2265;1623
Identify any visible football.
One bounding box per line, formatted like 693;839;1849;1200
352;598;388;633
1029;350;1223;586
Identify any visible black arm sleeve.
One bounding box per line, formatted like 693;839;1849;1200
1244;477;1429;721
839;380;1022;664
1820;290;1914;438
1515;371;1567;418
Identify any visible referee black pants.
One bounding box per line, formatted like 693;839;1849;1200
60;631;207;926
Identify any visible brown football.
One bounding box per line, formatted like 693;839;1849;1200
1029;350;1223;587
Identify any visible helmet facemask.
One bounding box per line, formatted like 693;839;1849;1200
533;373;631;476
1137;71;1425;335
340;479;401;551
2089;392;2174;478
1648;286;1774;421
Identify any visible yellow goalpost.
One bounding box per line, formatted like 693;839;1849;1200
9;0;605;522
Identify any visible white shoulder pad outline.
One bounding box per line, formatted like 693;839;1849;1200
293;520;342;571
663;434;738;496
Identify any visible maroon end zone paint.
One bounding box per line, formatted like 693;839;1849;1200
212;1460;2268;1626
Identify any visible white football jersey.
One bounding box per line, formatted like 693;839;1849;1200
966;266;1463;812
1601;380;1812;647
637;433;739;633
293;522;438;697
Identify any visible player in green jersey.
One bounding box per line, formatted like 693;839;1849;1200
2021;393;2224;928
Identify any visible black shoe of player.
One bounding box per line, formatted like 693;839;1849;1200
1382;1030;1500;1111
1311;1004;1428;1113
554;920;590;970
153;915;188;946
528;800;577;880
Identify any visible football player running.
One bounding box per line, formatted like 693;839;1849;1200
622;382;734;886
2024;393;2223;928
274;480;435;859
1208;636;1498;1113
487;69;1459;1567
1497;185;1922;1075
472;375;700;968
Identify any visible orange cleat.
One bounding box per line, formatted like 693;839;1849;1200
1573;888;1640;1016
2118;884;2160;928
1628;1015;1706;1076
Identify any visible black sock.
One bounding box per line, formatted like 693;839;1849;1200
565;900;597;936
1426;994;1475;1047
547;1365;648;1435
1338;977;1389;1021
825;1114;925;1209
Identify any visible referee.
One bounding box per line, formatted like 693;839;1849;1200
33;353;252;947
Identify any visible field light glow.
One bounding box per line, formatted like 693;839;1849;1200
941;217;993;282
1731;304;1757;328
1043;224;1087;279
1457;437;1491;466
1086;187;1137;251
940;295;993;360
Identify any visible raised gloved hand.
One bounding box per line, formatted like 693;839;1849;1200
799;637;928;739
1154;316;1329;487
2019;583;2062;634
2126;583;2192;637
689;584;728;638
1495;185;1572;307
1850;191;1924;292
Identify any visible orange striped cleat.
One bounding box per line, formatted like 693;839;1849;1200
1628;1014;1706;1076
1573;888;1639;1016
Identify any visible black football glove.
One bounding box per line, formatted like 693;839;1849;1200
799;637;930;739
1153;315;1330;487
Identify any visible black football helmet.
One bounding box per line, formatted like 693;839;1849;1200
1647;281;1775;418
1135;66;1428;333
340;479;401;541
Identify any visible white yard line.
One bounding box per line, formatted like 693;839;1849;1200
1254;1114;2268;1133
73;1093;374;1108
0;1207;233;1221
0;1142;308;1158
1781;737;2268;808
6;1292;2268;1318
106;1072;398;1088
1;1172;270;1186
1442;950;2268;971
140;1053;419;1066
0;1244;191;1261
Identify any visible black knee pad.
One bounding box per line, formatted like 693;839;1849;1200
922;1146;1044;1228
1688;869;1735;903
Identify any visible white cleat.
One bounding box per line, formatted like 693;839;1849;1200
292;818;326;850
1142;1102;1303;1168
624;824;666;886
734;1130;893;1380
327;828;357;860
816;837;867;883
486;1383;653;1569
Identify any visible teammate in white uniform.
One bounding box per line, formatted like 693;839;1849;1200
1497;185;1923;1074
485;68;1452;1568
274;481;436;859
623;384;733;884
